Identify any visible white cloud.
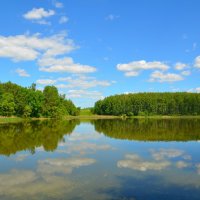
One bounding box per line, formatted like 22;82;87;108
37;157;96;174
187;87;200;93
106;14;119;21
117;60;169;77
36;79;57;85
39;57;96;73
66;90;103;99
175;62;187;70
149;71;183;82
59;16;68;24
16;68;30;77
150;149;185;161
0;169;74;199
35;75;112;90
194;56;200;68
0;33;75;61
124;71;139;77
53;1;64;8
12;154;29;162
64;132;101;142
181;70;191;76
56;75;112;89
23;8;55;20
0;170;37;187
36;19;51;25
182;155;192;160
58;142;114;154
176;161;190;169
117;154;171;171
0;33;97;74
0;35;39;61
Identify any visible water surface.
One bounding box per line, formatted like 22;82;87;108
0;119;200;200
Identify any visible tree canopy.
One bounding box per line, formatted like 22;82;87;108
93;92;200;116
0;82;80;118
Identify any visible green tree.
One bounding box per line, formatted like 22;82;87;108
0;93;15;116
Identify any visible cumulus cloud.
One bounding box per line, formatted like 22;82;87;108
176;161;190;169
181;70;191;76
117;60;169;77
16;68;30;77
0;33;97;74
0;170;37;187
59;16;68;24
150;149;185;161
174;62;187;70
36;79;57;85
117;149;192;172
0;35;39;61
56;75;112;89
12;154;29;162
39;57;96;73
66;90;103;99
182;155;192;160
149;71;183;82
23;8;55;20
194;56;200;68
117;154;171;171
58;142;114;155
35;75;112;92
64;132;101;142
37;157;96;174
0;33;75;61
0;169;74;199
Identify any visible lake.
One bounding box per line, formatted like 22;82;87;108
0;118;200;200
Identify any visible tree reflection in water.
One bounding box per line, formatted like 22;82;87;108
0;119;80;156
92;118;200;141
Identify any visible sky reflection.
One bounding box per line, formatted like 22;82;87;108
0;119;200;200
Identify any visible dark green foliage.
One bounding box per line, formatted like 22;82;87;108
0;82;79;118
92;118;200;141
0;93;15;116
0;119;79;155
94;92;200;116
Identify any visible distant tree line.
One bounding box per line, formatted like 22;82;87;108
0;82;80;118
93;92;200;116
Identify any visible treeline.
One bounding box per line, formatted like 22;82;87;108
93;92;200;116
0;82;80;118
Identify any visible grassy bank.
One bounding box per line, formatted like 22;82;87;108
1;112;200;124
0;117;24;123
129;115;200;119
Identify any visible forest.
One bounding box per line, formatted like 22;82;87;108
0;82;80;118
93;92;200;116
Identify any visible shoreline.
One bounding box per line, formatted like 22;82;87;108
1;115;200;124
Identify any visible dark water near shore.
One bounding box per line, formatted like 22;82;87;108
0;118;200;200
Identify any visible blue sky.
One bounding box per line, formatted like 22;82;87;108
0;0;200;107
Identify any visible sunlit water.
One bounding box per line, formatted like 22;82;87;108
0;119;200;200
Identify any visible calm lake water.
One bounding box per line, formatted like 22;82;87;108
0;119;200;200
